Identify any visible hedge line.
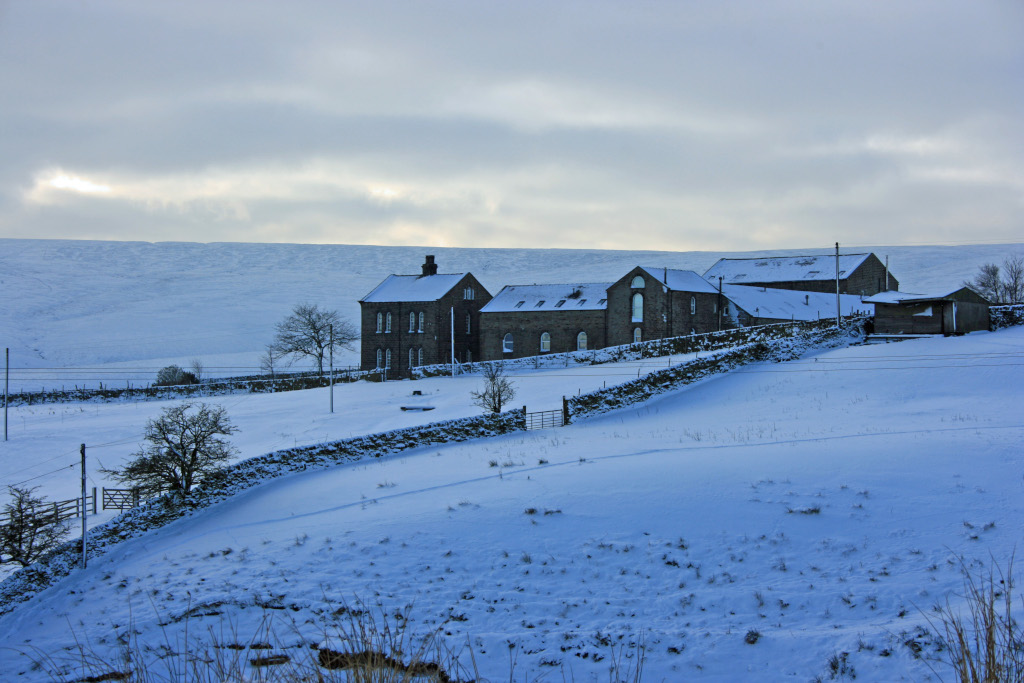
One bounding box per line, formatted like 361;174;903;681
991;304;1024;330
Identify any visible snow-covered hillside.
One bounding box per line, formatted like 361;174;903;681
1;326;1021;681
0;239;1020;390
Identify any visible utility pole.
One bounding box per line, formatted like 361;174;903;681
4;347;8;441
80;444;87;568
450;307;456;378
329;324;334;414
835;242;841;328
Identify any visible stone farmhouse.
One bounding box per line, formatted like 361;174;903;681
359;253;900;377
358;255;491;378
704;253;897;296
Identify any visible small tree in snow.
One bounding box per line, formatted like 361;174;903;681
154;365;198;387
272;304;357;376
103;402;237;497
258;343;289;379
189;358;205;383
0;486;69;567
471;363;516;413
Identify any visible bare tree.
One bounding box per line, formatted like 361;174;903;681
471;363;517;413
190;358;205;383
102;402;238;497
966;255;1024;303
272;304;358;376
0;486;69;567
258;343;290;379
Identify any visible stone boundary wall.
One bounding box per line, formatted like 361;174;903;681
0;410;524;615
990;304;1024;330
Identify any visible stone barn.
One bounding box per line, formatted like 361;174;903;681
721;285;874;326
704;253;898;296
359;255;491;378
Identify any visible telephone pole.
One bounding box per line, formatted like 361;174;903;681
4;347;8;441
835;242;841;328
329;324;334;414
80;444;87;568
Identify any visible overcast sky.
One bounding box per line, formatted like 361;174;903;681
1;1;1021;251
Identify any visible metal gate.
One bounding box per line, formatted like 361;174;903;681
525;409;564;430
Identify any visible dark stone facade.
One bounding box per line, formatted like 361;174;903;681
480;309;607;360
733;254;898;296
359;271;491;378
605;267;723;347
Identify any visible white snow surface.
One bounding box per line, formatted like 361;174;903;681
0;324;1022;681
480;283;611;313
724;285;873;321
359;272;471;304
705;253;873;284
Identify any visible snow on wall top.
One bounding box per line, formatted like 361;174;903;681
480;282;612;313
360;273;468;303
724;284;874;321
639;267;719;293
704;254;872;284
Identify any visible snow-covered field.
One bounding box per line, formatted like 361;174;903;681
1;239;1020;389
1;324;1021;681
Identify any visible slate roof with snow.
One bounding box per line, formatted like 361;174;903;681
360;273;468;303
639;267;719;293
862;288;969;304
480;283;611;313
704;254;872;285
724;284;874;321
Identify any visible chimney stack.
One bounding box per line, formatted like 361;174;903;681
422;254;438;276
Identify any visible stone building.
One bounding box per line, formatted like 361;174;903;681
479;283;610;360
605;266;722;346
704;253;898;296
359;256;491;377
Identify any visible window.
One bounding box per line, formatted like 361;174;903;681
466;312;472;334
577;331;588;351
514;301;525;309
418;312;424;333
409;311;416;333
466;349;472;362
540;332;551;352
417;347;423;366
632;293;644;322
409;347;415;368
631;275;645;288
535;300;545;308
633;328;642;343
598;298;607;306
503;333;514;353
464;287;475;300
385;349;391;369
376;349;383;368
385;312;392;333
554;300;566;308
690;296;696;315
577;299;587;306
376;312;383;333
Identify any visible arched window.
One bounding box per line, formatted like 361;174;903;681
385;349;391;369
633;328;642;343
418;312;425;332
540;332;551;352
502;333;514;353
376;312;383;333
466;349;472;362
417;347;423;366
409;347;415;368
576;331;588;350
632;293;644;322
690;296;696;315
409;311;416;333
385;312;392;333
466;312;472;334
631;275;645;288
376;348;383;368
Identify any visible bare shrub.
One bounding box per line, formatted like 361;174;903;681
470;363;516;414
927;554;1023;683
